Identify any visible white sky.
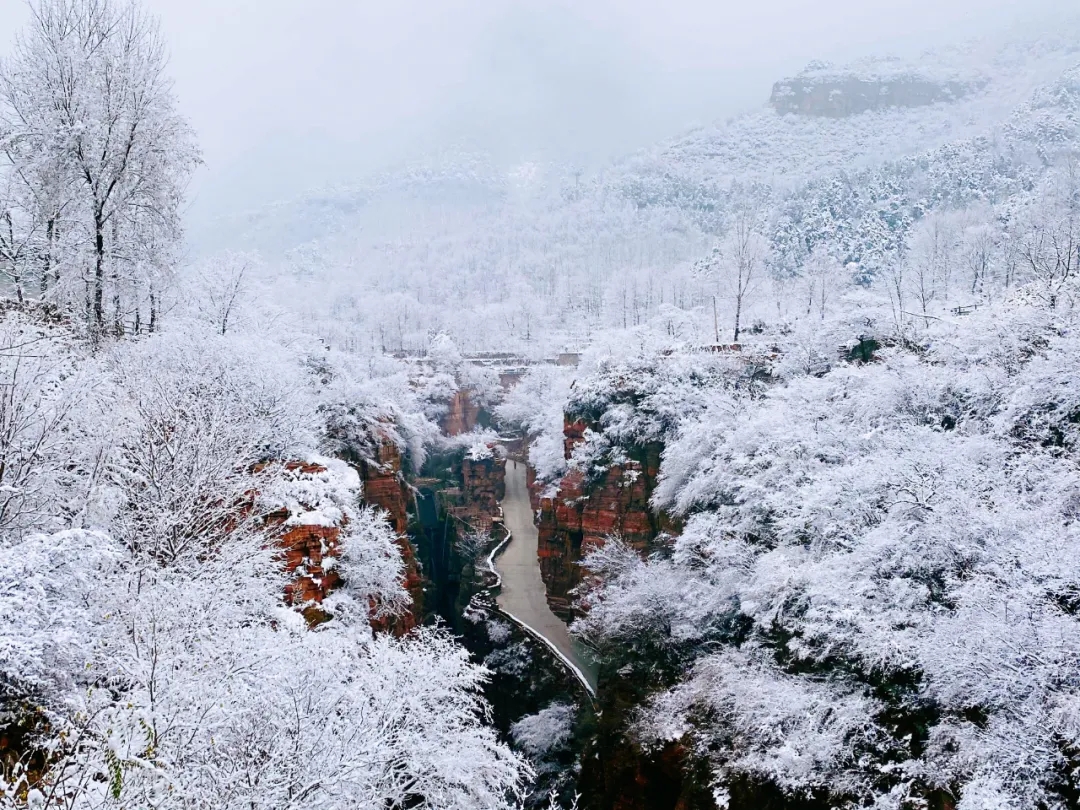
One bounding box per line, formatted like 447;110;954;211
0;0;1071;231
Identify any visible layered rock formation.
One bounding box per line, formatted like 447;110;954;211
408;442;506;625
265;437;423;634
440;389;483;436
356;437;411;535
527;419;712;810
448;450;506;535
535;418;677;620
264;461;345;625
355;436;423;633
770;59;985;117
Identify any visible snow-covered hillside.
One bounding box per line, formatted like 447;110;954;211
8;4;1080;807
198;26;1080;359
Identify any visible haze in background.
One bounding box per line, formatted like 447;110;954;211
0;0;1070;244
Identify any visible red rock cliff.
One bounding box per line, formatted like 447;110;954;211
440;389;482;436
356;436;423;634
440;451;503;540
535;417;675;620
264;461;345;626
266;441;422;635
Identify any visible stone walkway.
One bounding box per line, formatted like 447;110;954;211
494;459;598;694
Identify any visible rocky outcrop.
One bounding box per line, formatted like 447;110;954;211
278;521;343;617
356;436;423;634
528;424;712;810
265;439;422;634
535;418;677;621
357;435;411;535
264;461;344;625
440;389;483;436
448;451;506;535
769;60;985;117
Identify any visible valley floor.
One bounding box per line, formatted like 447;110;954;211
496;459;598;692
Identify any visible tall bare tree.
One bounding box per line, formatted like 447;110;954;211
695;208;768;343
0;0;199;334
1021;215;1079;309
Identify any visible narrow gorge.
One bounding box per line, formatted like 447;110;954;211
352;367;726;810
6;6;1080;806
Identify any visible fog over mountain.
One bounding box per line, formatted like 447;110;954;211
1;0;1068;239
5;2;1080;809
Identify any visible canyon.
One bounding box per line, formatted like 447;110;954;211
494;459;597;693
260;374;717;809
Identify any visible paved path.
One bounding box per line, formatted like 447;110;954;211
494;459;598;694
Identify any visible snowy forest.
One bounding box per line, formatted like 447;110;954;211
4;0;1080;808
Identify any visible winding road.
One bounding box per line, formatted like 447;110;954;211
494;459;598;695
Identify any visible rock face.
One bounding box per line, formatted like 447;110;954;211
278;522;343;614
536;418;675;620
440;389;482;436
769;60;984;117
357;438;411;535
265;438;423;634
530;419;710;810
356;436;423;634
264;461;345;625
452;452;506;535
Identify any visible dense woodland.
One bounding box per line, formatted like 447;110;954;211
492;44;1080;805
4;0;1080;808
0;2;528;808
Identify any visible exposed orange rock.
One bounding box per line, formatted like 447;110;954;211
266;447;422;634
278;524;342;621
563;417;588;460
263;461;345;626
357;437;410;535
440;451;503;540
440;389;482;436
356;436;422;634
535;418;677;620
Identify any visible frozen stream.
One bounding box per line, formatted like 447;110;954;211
493;459;598;695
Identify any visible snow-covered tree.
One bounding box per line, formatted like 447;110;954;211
0;315;530;809
0;0;199;333
695;208;769;343
571;296;1080;807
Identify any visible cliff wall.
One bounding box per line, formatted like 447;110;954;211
356;437;423;634
535;418;673;620
267;436;423;634
440;389;483;436
770;74;982;117
446;451;506;535
265;462;344;625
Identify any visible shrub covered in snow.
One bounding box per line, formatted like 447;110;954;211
511;703;577;758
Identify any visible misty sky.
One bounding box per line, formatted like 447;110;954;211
0;0;1070;235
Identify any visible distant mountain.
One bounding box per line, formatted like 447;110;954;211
190;153;511;258
613;30;1080;193
197;23;1080;354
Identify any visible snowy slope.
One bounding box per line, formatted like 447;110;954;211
202;24;1080;355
